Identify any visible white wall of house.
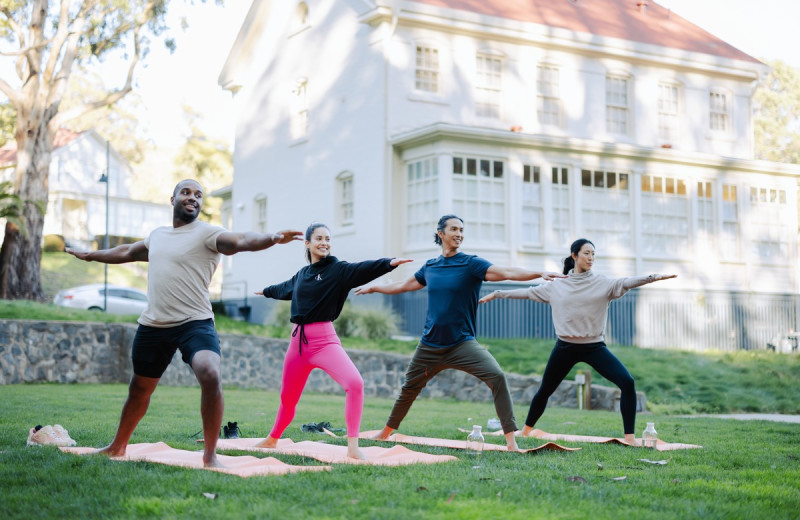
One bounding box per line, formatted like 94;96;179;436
220;0;800;310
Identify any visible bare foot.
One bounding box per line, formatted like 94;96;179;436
94;444;126;458
504;431;519;452
347;437;367;460
520;426;546;438
254;436;279;448
623;433;637;446
203;455;223;468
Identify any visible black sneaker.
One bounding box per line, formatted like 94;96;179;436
222;421;240;439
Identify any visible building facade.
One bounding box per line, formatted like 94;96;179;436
218;0;800;349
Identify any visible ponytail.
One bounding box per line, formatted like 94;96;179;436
563;238;594;275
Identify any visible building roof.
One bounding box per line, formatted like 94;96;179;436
415;0;760;63
0;128;87;166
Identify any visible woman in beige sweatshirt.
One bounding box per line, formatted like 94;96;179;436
479;238;675;444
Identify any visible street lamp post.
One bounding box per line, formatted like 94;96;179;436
98;141;110;312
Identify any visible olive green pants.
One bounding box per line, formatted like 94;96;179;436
386;339;517;433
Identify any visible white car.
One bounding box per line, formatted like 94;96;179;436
53;284;148;315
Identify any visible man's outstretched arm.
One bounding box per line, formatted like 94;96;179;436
354;276;424;295
66;241;149;264
216;230;303;255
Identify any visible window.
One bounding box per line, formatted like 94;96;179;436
551;166;571;248
452;156;505;242
406;158;439;246
696;181;714;238
658;82;679;144
291;78;308;139
581;169;631;251
721;184;739;259
336;172;354;227
415;45;439;94
537;64;561;126
254;195;267;234
709;90;729;133
641;174;689;255
606;75;629;135
475;53;502;118
749;186;790;260
521;165;543;246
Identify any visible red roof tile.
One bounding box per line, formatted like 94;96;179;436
414;0;760;63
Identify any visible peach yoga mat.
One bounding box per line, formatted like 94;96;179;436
358;430;579;453
462;428;703;451
215;437;458;465
60;442;331;477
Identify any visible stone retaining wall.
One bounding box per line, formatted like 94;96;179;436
0;320;646;412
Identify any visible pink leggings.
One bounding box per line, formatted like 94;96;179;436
269;321;364;439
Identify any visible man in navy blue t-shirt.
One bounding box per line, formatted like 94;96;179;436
355;215;563;451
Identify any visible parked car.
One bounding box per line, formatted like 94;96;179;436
53;284;148;315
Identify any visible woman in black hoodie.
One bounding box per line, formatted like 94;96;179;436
255;222;410;459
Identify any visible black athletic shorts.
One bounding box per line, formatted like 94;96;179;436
131;318;220;378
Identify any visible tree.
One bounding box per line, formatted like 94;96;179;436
0;0;216;300
171;105;232;223
0;101;14;146
753;60;800;164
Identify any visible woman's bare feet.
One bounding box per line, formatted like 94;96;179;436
624;433;637;445
254;435;279;448
504;431;520;452
203;455;223;468
347;437;367;460
520;426;546;438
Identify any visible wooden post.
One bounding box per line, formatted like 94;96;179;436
580;369;592;410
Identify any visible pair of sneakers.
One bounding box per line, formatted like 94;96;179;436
27;424;77;447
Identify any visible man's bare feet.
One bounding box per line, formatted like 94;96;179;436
371;426;394;440
203;455;223;468
254;435;279;448
346;437;367;460
93;444;126;458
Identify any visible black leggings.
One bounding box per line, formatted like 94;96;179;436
526;339;637;434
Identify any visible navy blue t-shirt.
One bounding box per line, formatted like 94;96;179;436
414;252;491;348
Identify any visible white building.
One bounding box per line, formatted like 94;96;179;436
0;129;171;248
218;0;800;349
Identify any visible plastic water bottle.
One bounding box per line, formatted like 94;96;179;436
466;425;484;455
642;422;658;448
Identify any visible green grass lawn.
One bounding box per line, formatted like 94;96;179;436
0;384;798;520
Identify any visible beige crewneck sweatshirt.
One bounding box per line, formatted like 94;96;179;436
492;270;655;344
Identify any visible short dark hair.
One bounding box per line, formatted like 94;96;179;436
563;238;595;275
434;214;463;245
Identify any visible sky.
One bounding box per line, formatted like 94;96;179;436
140;0;799;150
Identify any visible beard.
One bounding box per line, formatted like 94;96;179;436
174;204;199;224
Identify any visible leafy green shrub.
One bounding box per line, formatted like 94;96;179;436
334;302;359;338
269;300;292;326
42;234;65;252
354;306;400;339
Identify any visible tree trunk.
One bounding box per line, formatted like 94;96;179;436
0;125;50;301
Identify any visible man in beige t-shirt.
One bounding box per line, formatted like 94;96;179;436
67;179;302;467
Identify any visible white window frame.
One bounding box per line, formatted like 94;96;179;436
580;168;632;253
452;155;506;244
336;171;354;228
521;164;543;247
537;63;561;128
550;166;571;249
605;73;631;136
414;44;440;95
475;51;503;119
640;173;690;258
406;157;439;247
657;81;681;145
254;195;268;234
721;183;740;260
291;77;309;141
709;88;731;135
748;186;790;262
